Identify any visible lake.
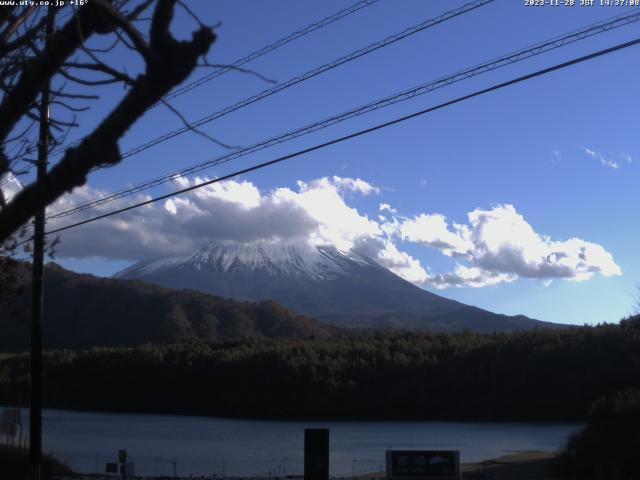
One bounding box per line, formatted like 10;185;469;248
11;408;582;477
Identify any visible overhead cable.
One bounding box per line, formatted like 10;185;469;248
46;9;640;220
42;36;640;238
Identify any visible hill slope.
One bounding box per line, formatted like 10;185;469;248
117;241;557;332
0;260;335;352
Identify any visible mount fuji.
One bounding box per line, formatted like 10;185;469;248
115;241;556;332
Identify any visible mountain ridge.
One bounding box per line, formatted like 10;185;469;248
117;241;559;332
0;259;336;352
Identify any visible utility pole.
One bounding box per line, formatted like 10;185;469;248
30;6;53;480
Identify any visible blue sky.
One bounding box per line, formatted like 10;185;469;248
9;0;640;325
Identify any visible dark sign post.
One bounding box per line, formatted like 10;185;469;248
304;428;329;480
118;449;128;479
386;450;460;480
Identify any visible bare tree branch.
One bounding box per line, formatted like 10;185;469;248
0;5;36;43
198;60;277;84
63;61;134;85
0;8;47;57
51;100;90;113
0;0;216;242
93;0;153;62
177;0;205;28
59;67;125;86
159;97;240;150
0;4;108;172
125;0;155;21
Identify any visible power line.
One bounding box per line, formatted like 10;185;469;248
46;0;383;158
117;0;494;159
38;0;496;207
46;0;494;167
42;36;640;238
163;0;382;103
45;9;640;221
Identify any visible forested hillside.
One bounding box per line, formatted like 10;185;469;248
1;318;638;421
0;260;335;352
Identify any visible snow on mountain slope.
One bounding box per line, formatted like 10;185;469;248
116;241;554;332
118;242;380;280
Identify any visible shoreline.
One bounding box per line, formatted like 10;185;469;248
49;451;561;480
460;450;559;479
4;403;587;424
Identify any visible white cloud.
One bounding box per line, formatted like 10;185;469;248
398;213;472;257
45;174;620;290
0;175;23;204
429;265;515;289
580;146;624;170
275;177;380;251
324;176;380;195
190;177;262;208
379;203;397;214
396;204;621;288
374;239;428;283
50;176;381;260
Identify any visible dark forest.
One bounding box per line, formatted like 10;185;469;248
2;317;639;421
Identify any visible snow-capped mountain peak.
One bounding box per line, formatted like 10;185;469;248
118;241;380;281
115;240;550;332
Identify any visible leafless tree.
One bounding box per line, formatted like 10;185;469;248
0;0;217;244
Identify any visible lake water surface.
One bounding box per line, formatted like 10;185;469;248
20;408;582;477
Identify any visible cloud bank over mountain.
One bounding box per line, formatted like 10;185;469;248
395;204;621;287
14;175;621;289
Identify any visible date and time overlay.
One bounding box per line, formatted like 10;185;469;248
526;0;640;7
9;1;640;12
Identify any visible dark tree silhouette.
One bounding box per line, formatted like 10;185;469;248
2;318;640;421
0;0;216;243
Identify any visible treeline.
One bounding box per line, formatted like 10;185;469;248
0;446;71;479
0;260;335;352
1;317;639;421
558;388;640;479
